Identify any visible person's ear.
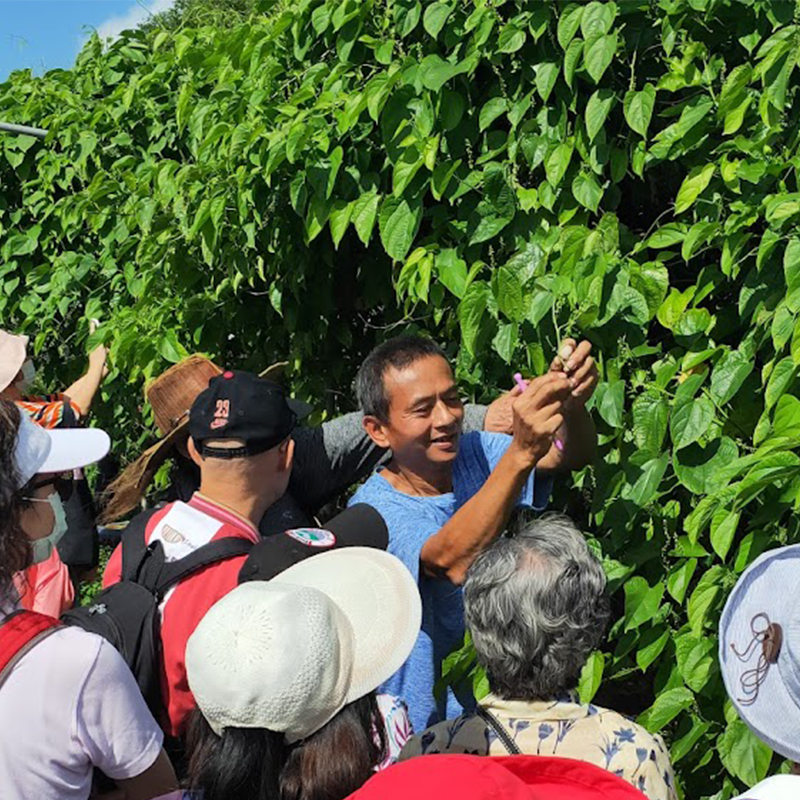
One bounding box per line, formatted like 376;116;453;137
277;436;294;473
363;415;391;449
187;437;204;468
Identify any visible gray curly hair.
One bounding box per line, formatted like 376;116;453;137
464;513;610;701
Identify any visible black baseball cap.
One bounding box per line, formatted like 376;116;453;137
238;504;390;583
189;370;311;458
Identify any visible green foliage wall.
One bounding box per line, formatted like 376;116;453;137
3;0;800;795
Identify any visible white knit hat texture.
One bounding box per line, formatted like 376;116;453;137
186;547;422;743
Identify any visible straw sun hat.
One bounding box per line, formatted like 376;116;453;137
99;354;287;521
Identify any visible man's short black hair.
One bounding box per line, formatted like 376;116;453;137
356;336;448;422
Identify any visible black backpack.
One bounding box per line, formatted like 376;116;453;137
61;508;254;715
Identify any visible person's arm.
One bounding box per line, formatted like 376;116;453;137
420;373;572;585
290;403;494;513
115;750;179;800
62;343;109;417
533;338;599;474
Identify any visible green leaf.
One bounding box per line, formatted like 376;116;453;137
351;191;380;246
495;267;524;321
585;89;615;143
687;565;725;636
557;3;584;50
379;195;422;261
534;62;559;102
393;147;424;195
632;391;669;455
675;164;715;214
625;455;668;507
675;633;715;693
436;249;467;298
328;199;352;248
580;1;617;39
597;380;624;427
158;331;183;363
459;281;491;356
572;172;603;213
646;223;685;249
419;55;466;92
577;651;604;703
674;437;739;495
718;720;772;787
423;2;452;38
492;322;519;364
666;559;697;604
784;237;800;292
670;395;714;450
563;39;584;89
636;627;670;672
545;142;574;188
766;356;796;409
623;84;656;138
624;576;665;632
639;687;694;732
584;32;617;84
710;507;740;561
479;97;508;131
710;349;753;405
468;165;516;245
497;24;526;53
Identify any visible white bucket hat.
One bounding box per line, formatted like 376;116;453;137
0;331;28;393
186;547;422;743
719;544;800;763
733;775;800;799
14;408;111;486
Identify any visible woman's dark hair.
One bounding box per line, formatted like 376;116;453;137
185;693;387;800
0;399;32;604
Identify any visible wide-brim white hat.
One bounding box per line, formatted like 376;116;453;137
0;331;28;393
14;409;111;486
186;547;421;743
719;544;800;763
733;775;800;799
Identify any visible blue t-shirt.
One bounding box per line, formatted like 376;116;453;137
349;431;552;733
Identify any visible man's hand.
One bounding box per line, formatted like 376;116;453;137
550;338;598;407
483;385;522;434
510;373;572;466
88;319;109;380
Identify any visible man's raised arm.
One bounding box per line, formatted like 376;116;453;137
420;373;572;585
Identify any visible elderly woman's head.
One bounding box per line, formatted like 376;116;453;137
464;513;610;701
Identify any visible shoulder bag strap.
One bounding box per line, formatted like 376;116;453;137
121;507;162;581
475;705;523;755
153;537;255;597
0;611;62;690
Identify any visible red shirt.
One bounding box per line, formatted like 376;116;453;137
103;493;259;737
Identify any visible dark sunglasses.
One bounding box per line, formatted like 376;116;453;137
28;475;74;503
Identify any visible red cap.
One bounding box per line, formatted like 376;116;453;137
347;755;649;800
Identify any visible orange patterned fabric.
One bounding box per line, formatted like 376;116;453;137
16;394;81;429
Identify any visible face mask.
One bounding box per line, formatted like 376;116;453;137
29;491;68;564
15;360;36;394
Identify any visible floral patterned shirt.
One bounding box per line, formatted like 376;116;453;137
399;692;677;800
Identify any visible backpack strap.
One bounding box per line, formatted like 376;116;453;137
0;610;62;690
152;537;255;598
121;507;163;581
475;706;522;755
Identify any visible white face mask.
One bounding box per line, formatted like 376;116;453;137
27;491;68;564
15;360;36;394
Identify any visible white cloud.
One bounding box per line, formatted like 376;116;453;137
94;0;176;43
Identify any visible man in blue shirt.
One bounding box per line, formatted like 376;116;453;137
349;336;598;732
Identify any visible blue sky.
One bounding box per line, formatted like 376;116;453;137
0;0;175;82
